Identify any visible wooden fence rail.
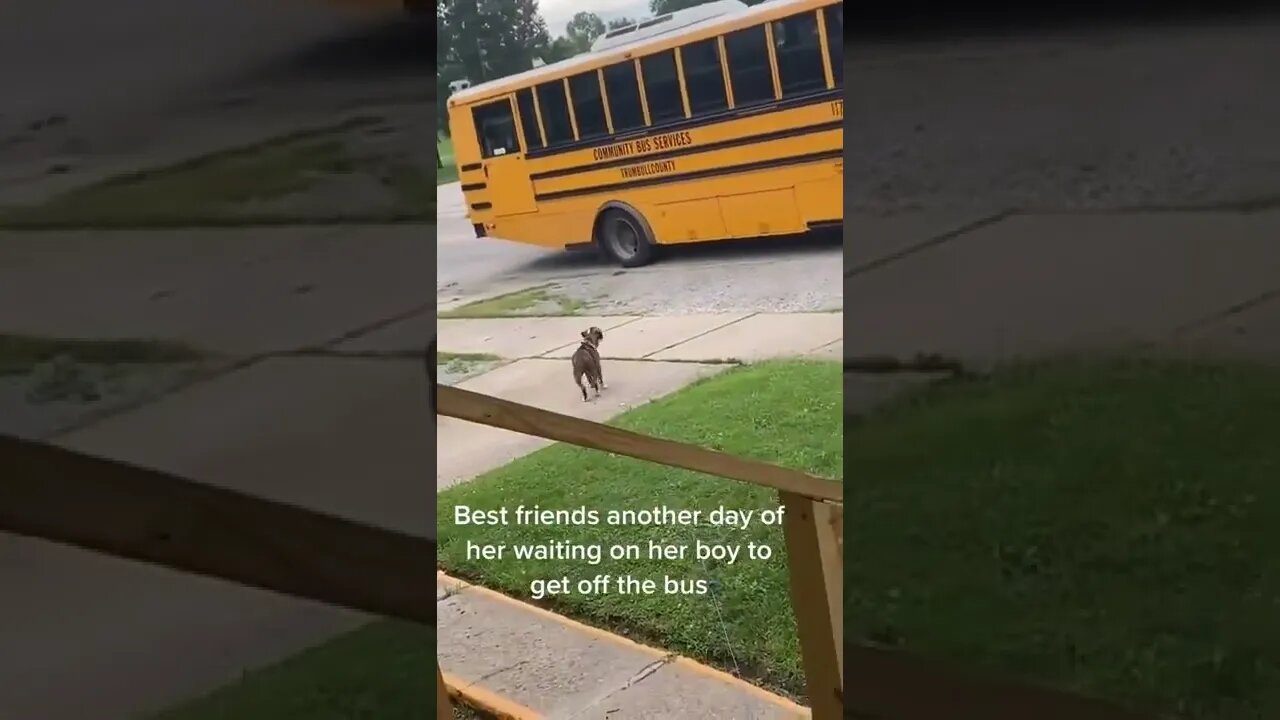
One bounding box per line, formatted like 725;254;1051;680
0;435;434;624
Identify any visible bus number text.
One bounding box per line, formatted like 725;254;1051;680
830;100;844;118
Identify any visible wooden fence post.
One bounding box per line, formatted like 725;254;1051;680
780;492;843;719
438;661;454;719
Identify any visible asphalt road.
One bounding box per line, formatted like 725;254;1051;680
434;181;844;315
0;0;429;202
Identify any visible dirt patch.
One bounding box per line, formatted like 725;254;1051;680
0;333;206;376
437;352;503;385
440;284;588;318
0;333;212;438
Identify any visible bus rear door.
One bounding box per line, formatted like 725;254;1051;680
470;97;537;216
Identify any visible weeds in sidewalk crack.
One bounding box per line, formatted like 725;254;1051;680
622;653;678;690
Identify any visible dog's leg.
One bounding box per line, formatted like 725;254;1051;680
575;370;588;402
588;374;600;400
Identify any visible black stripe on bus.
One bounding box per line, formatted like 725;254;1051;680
460;162;483;172
471;202;493;210
534;148;842;203
530;120;841;181
460;182;487;191
525;89;840;161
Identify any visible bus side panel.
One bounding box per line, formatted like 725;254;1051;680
503;157;838;248
719;188;804;238
795;174;843;224
488;209;597;250
650;198;728;243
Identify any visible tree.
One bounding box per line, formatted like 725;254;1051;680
438;0;552;85
434;62;470;137
542;36;580;64
564;12;606;54
607;16;636;30
648;0;699;14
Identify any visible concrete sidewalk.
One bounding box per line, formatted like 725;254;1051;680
434;311;843;362
438;574;809;720
436;311;842;718
434;311;843;490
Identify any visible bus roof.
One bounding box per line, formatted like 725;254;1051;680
447;0;817;107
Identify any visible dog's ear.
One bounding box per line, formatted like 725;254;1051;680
581;329;589;338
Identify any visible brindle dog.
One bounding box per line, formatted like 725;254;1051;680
571;326;606;401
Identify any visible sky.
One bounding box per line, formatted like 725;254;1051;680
540;0;653;39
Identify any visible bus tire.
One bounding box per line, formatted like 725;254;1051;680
596;207;656;268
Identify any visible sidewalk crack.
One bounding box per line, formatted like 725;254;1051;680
315;300;434;350
639;313;757;359
1169;286;1280;338
619;652;677;690
845;210;1012;279
563;653;677;719
475;659;531;684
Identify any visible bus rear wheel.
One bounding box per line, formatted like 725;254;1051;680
597;208;655;268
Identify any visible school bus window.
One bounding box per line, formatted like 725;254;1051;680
824;5;842;85
681;38;728;116
640;51;684;124
473;99;520;158
724;24;775;107
774;11;826;97
515;88;542;149
568;71;608;139
603;62;645;133
536;80;574;145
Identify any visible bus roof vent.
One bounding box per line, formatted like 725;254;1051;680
591;0;750;53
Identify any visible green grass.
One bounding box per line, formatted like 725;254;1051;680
438;360;843;696
151;621;433;720
846;356;1280;719
452;704;490;720
0;332;206;376
439;284;587;319
0;119;435;228
438;135;457;185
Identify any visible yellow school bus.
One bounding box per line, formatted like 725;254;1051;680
447;0;843;266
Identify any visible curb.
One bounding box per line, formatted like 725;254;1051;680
442;669;544;720
438;571;811;718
